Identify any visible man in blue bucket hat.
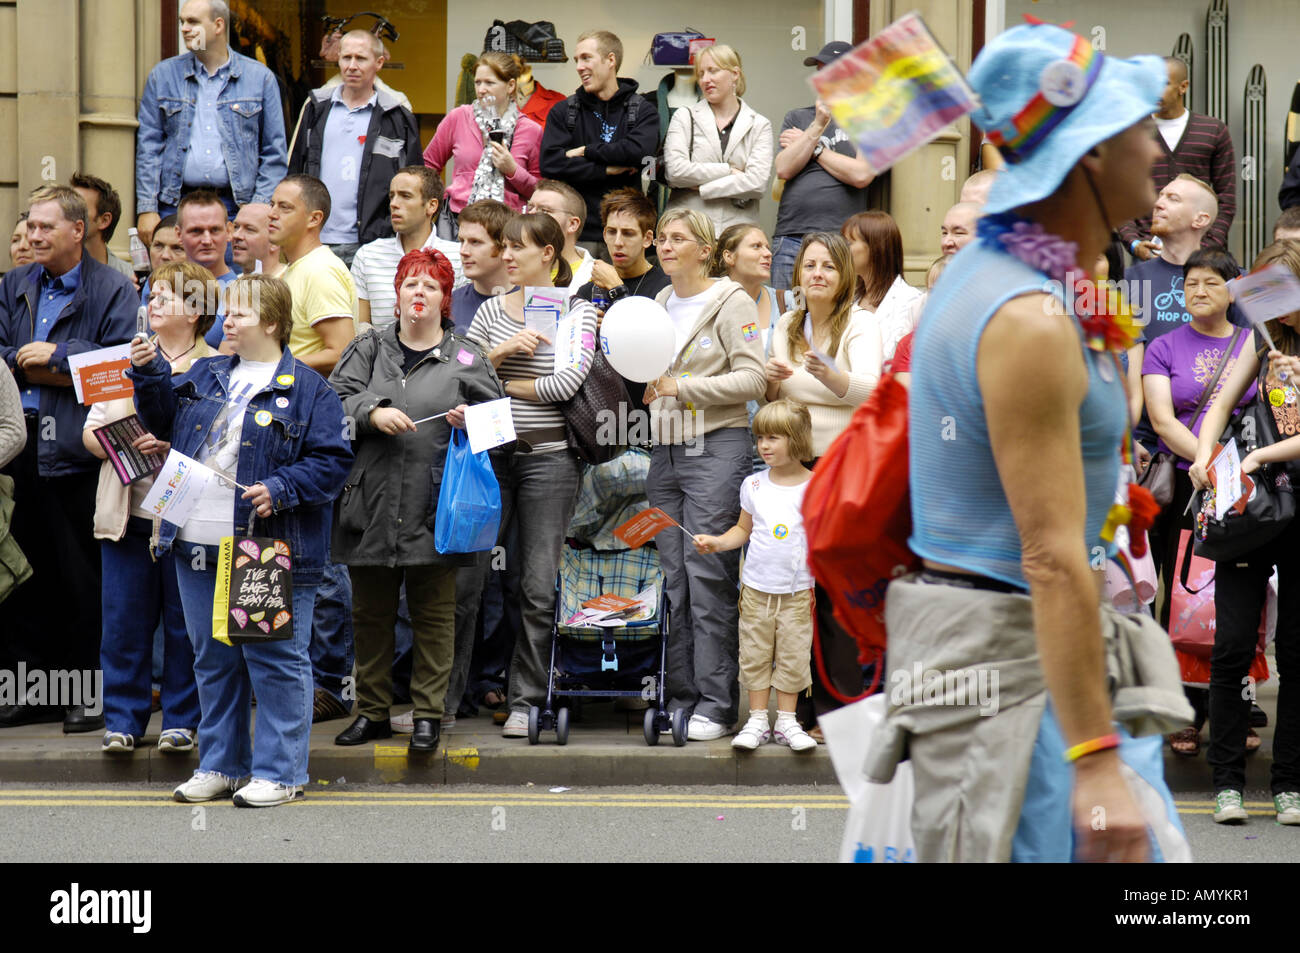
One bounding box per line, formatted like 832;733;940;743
865;24;1195;862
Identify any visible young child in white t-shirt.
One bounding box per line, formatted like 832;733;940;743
693;400;816;752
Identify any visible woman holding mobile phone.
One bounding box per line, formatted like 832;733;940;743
423;52;543;224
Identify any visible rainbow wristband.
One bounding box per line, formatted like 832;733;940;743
1064;732;1120;763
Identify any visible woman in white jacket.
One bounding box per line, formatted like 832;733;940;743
841;211;923;362
663;45;774;234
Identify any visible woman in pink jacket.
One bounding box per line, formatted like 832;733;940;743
423;52;542;223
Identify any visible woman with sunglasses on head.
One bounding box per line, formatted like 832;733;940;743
423;52;543;227
644;208;766;741
464;213;597;738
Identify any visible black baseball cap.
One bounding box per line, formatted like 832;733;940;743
803;41;852;67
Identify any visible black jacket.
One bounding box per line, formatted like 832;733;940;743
539;79;660;242
328;322;504;567
288;86;421;245
1282;146;1300;212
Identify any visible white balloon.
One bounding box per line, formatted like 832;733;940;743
599;297;675;382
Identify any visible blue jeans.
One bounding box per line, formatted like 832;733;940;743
174;543;317;786
771;235;803;292
100;522;200;737
311;559;355;705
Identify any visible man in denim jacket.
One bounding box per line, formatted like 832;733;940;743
135;0;287;244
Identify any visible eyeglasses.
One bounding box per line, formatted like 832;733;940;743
525;204;565;217
653;235;699;249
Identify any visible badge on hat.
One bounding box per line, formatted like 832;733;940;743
1040;59;1088;107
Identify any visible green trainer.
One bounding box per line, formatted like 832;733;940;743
1213;789;1248;824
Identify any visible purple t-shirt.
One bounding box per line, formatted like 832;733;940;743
1141;324;1252;467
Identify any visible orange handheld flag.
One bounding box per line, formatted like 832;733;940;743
613;507;693;548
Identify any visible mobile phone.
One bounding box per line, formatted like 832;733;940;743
488;130;506;145
134;306;149;341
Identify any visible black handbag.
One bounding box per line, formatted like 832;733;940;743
558;346;627;465
1137;327;1242;508
1193;398;1297;561
482;20;566;62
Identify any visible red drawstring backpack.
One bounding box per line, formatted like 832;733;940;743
803;372;920;697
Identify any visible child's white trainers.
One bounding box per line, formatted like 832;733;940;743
773;715;817;752
732;714;772;750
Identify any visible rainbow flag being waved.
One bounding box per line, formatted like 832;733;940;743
810;14;977;175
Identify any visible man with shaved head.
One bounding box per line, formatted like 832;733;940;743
1125;174;1245;463
1120;57;1236;259
959;169;997;205
940;201;980;257
230;203;283;277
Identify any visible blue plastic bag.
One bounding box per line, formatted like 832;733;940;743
433;428;502;553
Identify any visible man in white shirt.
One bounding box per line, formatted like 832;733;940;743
350;166;464;331
525;179;595;295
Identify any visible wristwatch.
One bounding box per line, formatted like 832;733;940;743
812;141;826;159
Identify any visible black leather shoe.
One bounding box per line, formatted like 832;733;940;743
409;718;440;753
334;715;392;746
63;706;106;734
0;704;65;728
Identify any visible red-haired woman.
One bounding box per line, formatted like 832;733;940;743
329;249;505;754
841;211;923;362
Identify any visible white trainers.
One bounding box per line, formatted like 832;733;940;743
502;710;529;738
173;770;240;803
232;778;305;808
101;731;135;754
391;710;414;733
687;714;728;741
157;728;194;753
773;718;817;752
731;715;771;750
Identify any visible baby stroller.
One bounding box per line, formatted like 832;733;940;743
528;543;686;745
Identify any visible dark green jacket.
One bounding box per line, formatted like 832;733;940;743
328;322;504;567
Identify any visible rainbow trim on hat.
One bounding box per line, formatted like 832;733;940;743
986;34;1103;163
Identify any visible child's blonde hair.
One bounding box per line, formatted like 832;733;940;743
753;399;813;463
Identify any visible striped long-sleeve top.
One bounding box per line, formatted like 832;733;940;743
1117;111;1237;250
465;295;597;454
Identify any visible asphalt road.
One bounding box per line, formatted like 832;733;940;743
1;782;1297;864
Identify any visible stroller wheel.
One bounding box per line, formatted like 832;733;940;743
555;707;570;746
527;706;541;745
643;707;660;746
671;709;688;747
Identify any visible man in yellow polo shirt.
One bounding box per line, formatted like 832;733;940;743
268;173;356;377
266;172;357;723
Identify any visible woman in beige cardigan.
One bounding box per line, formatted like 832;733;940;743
663;45;774;235
765;232;883;458
644;208;765;742
83;261;214;755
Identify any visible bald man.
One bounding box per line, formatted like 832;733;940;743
1120;57;1236;258
940;202;980;256
959;169;997;205
230;202;283;276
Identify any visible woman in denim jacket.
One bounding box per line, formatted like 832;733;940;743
129;274;352;808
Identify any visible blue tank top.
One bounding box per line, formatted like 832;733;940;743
908;239;1126;589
